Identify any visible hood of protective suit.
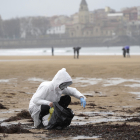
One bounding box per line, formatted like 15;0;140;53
52;68;72;91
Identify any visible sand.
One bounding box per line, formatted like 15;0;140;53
0;55;140;139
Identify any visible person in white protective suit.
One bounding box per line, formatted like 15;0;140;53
29;68;86;128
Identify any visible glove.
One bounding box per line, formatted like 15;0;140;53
80;97;86;108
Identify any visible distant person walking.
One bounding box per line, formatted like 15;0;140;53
73;47;76;59
122;47;126;58
125;46;130;57
52;47;54;56
76;46;81;59
73;46;81;59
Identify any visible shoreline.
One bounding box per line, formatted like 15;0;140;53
0;46;140;56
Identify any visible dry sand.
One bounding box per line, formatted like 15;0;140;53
0;55;140;139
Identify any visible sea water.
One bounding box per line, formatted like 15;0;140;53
0;46;140;56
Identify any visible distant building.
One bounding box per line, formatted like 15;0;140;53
71;13;79;24
78;0;89;24
105;7;111;13
105;7;116;13
66;0;90;37
137;6;140;20
122;7;138;21
126;20;140;36
89;12;94;23
107;13;124;22
46;24;66;34
46;0;138;38
66;0;118;38
93;9;107;21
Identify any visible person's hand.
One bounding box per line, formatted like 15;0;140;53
49;102;53;107
80;97;86;108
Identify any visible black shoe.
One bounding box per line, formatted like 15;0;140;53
37;122;44;129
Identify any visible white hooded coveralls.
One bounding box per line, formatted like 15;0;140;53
29;68;86;128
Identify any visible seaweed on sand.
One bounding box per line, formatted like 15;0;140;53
4;110;32;122
70;102;79;105
46;123;140;140
126;117;140;122
0;103;7;109
0;123;31;134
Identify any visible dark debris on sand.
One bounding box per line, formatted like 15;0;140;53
126;117;140;122
4;110;32;122
46;123;140;140
77;113;89;117
87;103;96;107
0;123;31;134
0;103;7;109
70;102;79;105
135;107;140;112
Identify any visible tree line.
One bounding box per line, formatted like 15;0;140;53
0;16;50;39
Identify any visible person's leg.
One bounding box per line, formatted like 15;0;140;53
128;50;130;57
124;52;126;57
39;105;50;121
74;51;75;58
37;105;50;128
57;95;72;129
58;95;71;108
77;50;79;59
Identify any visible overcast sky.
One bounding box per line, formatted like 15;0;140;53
0;0;140;20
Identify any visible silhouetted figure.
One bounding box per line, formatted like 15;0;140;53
73;47;76;58
73;46;81;59
122;47;126;58
52;47;54;56
125;46;130;57
76;46;81;59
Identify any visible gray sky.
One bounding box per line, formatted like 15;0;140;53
0;0;140;20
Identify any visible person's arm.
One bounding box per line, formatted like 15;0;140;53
32;86;51;106
62;87;86;108
62;87;86;99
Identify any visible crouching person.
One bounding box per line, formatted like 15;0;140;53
29;68;86;129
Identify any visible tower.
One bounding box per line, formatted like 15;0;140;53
79;0;89;24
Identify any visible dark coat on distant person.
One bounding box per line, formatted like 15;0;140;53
73;46;81;58
122;47;126;57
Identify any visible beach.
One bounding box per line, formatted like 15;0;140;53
0;55;140;139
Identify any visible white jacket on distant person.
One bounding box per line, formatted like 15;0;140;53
29;68;86;128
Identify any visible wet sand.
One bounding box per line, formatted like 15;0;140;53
0;55;140;140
